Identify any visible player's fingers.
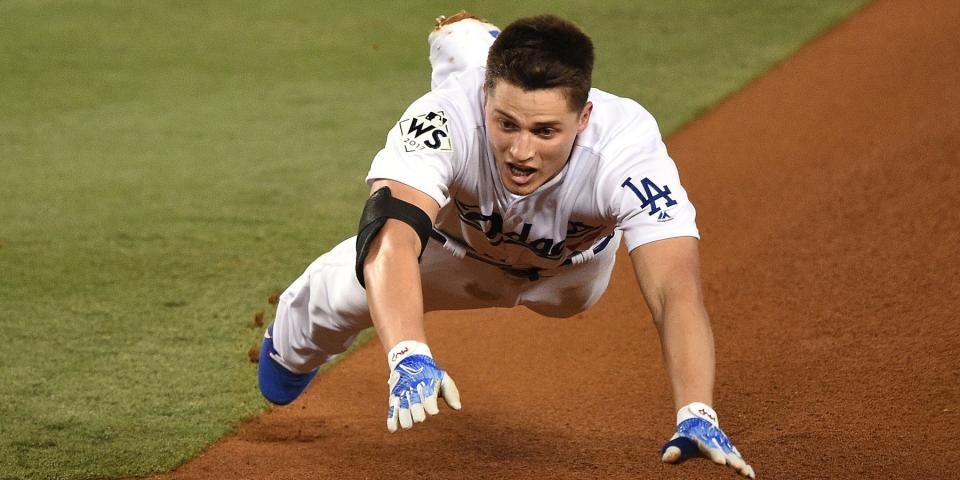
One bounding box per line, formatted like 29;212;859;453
724;452;754;478
732;447;756;478
409;384;426;423
660;436;698;464
691;438;726;465
725;452;745;472
387;396;400;433
399;407;413;429
440;372;461;410
410;403;426;423
661;445;681;463
423;381;440;415
702;445;727;465
424;399;440;415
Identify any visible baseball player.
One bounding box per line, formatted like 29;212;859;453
258;12;754;478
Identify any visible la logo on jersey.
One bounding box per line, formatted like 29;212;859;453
621;176;677;216
399;110;453;153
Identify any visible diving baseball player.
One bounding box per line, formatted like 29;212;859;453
258;12;754;478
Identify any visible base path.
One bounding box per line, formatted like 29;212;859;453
146;1;959;478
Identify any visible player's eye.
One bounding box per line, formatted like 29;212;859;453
498;119;517;131
534;128;557;138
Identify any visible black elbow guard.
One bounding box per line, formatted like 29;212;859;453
355;186;432;288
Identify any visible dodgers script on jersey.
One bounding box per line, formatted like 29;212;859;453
367;66;699;273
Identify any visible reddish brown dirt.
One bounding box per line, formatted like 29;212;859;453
146;1;960;478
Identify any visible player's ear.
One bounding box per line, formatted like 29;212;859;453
577;101;593;133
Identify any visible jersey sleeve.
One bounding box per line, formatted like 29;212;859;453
365;93;464;207
599;106;700;252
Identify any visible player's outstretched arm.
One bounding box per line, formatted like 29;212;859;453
363;180;461;432
628;236;754;478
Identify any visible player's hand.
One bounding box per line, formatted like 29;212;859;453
660;402;755;478
385;341;461;432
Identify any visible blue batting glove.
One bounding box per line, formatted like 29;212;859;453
386;341;461;432
660;402;755;478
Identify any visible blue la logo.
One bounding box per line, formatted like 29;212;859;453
621;177;678;215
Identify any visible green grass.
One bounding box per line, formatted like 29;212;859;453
0;1;867;478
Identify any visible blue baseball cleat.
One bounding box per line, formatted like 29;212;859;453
258;324;318;405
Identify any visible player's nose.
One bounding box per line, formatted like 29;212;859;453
509;132;535;162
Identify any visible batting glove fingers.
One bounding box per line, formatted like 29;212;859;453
385;341;460;433
660;402;755;479
439;372;462;410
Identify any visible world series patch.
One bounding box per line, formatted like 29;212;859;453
399;111;453;153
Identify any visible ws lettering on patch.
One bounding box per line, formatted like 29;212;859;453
399;111;453;153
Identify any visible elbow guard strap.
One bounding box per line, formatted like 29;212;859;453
355;186;432;288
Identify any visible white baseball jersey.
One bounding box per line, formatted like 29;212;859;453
367;66;699;274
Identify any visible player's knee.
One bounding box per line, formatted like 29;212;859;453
523;288;605;318
524;302;586;319
257;330;318;405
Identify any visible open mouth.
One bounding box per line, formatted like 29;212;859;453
507;163;536;184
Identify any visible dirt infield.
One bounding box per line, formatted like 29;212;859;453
146;1;959;478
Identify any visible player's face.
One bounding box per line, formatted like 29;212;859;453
484;81;592;196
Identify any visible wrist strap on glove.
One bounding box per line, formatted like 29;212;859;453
387;340;433;370
677;402;719;427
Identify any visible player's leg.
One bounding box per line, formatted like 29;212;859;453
258;237;372;405
519;232;622;318
428;12;500;90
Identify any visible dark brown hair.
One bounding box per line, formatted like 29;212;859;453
485;15;594;111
